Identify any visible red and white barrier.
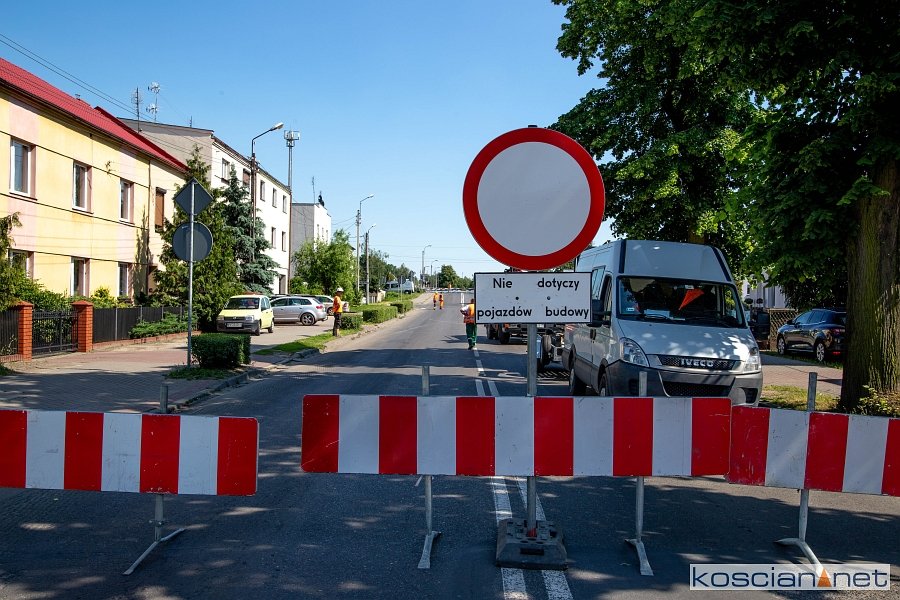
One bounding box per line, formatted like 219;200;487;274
0;409;259;496
301;395;731;477
728;406;900;496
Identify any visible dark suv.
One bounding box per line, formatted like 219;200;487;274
776;308;846;362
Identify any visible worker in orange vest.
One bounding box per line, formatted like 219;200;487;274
433;291;438;310
332;287;344;336
439;293;444;310
460;298;476;349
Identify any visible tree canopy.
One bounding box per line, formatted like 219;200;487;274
290;229;357;300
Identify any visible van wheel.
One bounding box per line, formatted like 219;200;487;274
596;373;609;397
486;325;497;340
499;329;511;345
568;353;587;395
540;334;553;367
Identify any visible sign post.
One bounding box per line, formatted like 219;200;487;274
173;179;214;367
463;127;604;570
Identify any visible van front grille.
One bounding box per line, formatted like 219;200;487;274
658;355;735;371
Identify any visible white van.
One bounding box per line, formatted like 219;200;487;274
562;240;762;405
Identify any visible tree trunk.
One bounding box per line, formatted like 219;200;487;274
840;158;900;411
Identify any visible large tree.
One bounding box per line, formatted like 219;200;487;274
219;167;279;294
153;147;242;331
552;0;756;276
290;229;357;300
685;0;899;409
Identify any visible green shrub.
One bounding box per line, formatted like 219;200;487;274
855;387;900;418
359;304;398;323
130;313;190;338
389;299;413;314
190;333;250;368
340;312;364;330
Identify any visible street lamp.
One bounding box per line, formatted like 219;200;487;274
284;130;300;281
431;259;438;289
355;194;375;292
365;223;376;304
250;122;283;261
421;244;431;291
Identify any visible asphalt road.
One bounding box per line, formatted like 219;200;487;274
0;303;897;599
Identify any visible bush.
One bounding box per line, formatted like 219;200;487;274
190;333;250;368
855;387;900;418
358;304;398;323
390;299;413;314
130;313;190;338
340;312;364;330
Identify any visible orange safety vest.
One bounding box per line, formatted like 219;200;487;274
463;303;475;324
333;295;343;314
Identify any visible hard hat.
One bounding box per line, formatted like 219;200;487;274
336;286;344;292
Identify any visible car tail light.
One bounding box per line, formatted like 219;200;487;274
316;304;324;309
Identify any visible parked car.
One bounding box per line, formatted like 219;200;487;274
216;295;274;335
271;296;327;325
776;308;846;362
314;295;335;316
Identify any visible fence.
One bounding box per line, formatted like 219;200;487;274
92;306;185;343
31;310;75;355
0;309;17;357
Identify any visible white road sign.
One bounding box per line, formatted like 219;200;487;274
474;272;591;324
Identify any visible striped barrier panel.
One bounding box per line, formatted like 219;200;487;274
728;406;900;497
0;409;259;496
301;395;732;477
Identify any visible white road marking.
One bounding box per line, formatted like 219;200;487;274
515;478;573;600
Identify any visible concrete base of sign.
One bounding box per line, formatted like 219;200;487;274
495;518;567;570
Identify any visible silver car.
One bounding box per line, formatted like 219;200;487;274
270;296;327;325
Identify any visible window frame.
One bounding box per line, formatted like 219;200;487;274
8;249;33;278
154;189;165;232
10;139;34;196
71;257;89;296
72;162;91;211
119;179;134;222
281;231;287;251
117;262;132;298
282;194;288;213
272;188;277;207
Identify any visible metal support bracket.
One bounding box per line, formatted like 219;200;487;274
417;366;442;569
123;494;186;575
625;371;654;576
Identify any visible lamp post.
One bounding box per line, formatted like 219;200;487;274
250;122;284;262
365;223;376;304
431;259;438;289
421;244;431;291
284;130;300;281
355;194;375;292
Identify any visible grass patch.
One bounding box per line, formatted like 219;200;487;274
762;385;840;411
167;366;240;380
761;350;843;370
260;327;364;355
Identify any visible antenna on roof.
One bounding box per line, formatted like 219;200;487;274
145;82;161;122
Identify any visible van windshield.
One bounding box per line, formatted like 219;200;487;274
617;277;747;328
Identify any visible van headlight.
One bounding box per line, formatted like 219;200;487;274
744;346;761;373
621;338;649;367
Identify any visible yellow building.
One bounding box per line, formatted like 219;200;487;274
1;57;186;300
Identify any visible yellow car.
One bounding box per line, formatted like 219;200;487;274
216;295;275;335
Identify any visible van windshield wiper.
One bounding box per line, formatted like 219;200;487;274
682;314;734;327
637;313;672;321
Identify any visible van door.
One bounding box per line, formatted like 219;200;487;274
591;274;614;386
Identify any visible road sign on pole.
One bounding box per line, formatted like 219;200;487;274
474;271;590;324
463;127;605;271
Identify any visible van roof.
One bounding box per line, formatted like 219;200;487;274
577;240;732;282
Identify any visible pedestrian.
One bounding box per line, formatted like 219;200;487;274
433;291;438;310
439;293;444;310
460;298;476;349
332;287;344;336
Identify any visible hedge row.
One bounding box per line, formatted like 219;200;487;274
130;313;190;338
191;333;251;368
357;304;399;324
340;312;364;329
389;299;414;314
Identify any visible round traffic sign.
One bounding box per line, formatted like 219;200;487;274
463;127;604;270
173;222;213;262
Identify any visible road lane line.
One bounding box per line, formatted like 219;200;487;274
491;477;529;599
515;478;573;600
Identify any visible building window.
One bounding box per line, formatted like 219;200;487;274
154;189;165;232
73;162;90;210
242;169;250;186
71;257;89;296
221;158;229;180
118;263;132;298
10;139;33;195
8;250;33;278
272;188;277;207
281;231;287;251
259;181;266;203
119;179;134;222
271;227;276;246
282;194;288;213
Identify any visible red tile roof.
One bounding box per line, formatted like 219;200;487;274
0;57;186;173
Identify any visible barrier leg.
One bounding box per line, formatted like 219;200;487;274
417;365;441;569
123;494;186;575
775;372;822;570
625;371;654;575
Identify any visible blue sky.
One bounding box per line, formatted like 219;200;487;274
2;1;614;278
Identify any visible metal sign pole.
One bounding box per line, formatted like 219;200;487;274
525;323;538;535
186;182;195;367
626;370;654;576
776;372;823;570
417;365;441;569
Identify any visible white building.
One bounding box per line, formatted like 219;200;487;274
289;195;332;278
120;120;291;293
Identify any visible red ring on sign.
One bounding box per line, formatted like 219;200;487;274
462;128;605;271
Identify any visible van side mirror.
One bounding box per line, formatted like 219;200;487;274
590;310;611;328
